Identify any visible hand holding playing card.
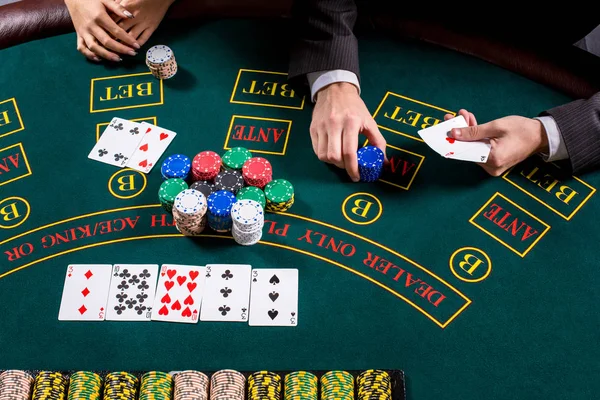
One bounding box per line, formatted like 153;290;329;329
444;109;549;176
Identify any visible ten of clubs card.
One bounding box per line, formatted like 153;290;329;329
58;264;113;321
152;264;206;324
105;264;159;321
249;269;298;327
200;264;251;322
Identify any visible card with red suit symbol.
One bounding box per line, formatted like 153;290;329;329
151;264;206;324
418;115;491;163
126;122;177;173
58;264;113;321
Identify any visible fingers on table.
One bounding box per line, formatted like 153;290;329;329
342;117;361;182
76;35;100;61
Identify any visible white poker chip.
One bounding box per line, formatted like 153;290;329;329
175;189;207;215
231;200;263;225
146;45;174;64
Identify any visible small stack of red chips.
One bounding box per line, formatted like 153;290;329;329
191;151;222;181
242;157;273;189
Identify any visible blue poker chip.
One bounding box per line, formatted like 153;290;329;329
357;146;384;182
207;190;237;217
161;154;191;180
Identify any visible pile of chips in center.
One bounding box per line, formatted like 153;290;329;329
247;371;281;400
173;370;209;400
357;145;384;182
103;372;138;400
158;148;295;246
32;371;68;400
231;199;264;246
139;371;173;400
0;370;34;400
210;369;246;400
173;188;208;236
284;371;318;400
67;371;102;400
146;45;177;80
357;369;392;400
320;370;355;400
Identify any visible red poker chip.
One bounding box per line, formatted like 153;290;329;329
242;157;272;180
192;151;222;174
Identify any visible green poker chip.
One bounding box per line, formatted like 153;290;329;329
236;186;266;209
222;147;252;170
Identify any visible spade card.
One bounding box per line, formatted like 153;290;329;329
152;264;206;324
249;269;298;327
105;264;158;321
126;122;177;174
58;264;112;321
200;264;251;322
417;115;491;163
88;117;145;168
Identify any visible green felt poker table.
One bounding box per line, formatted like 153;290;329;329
0;17;599;400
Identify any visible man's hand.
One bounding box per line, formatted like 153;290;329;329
114;0;175;48
311;82;386;182
65;0;140;62
445;109;549;176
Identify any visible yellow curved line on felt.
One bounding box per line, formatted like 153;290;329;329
275;212;469;302
0;234;468;328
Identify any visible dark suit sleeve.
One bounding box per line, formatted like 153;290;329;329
288;0;359;82
541;91;600;174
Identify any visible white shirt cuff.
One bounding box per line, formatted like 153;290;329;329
307;70;361;102
535;115;569;162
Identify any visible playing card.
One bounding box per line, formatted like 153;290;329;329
152;264;206;324
58;264;112;321
88;117;145;167
417;115;491;162
126;122;177;173
105;264;158;321
249;269;298;327
200;264;251;322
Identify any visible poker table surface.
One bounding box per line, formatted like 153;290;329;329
1;18;599;399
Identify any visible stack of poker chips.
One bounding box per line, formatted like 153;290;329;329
357;145;384;182
173;189;208;236
158;178;189;213
247;371;282;400
207;190;237;232
32;371;68;400
242;157;273;189
67;371;103;400
264;179;294;212
356;369;392;400
103;372;139;400
236;186;266;209
0;370;34;400
146;45;177;80
161;154;191;181
139;371;173;400
192;151;222;182
320;370;355;400
222;147;252;170
190;180;215;199
214;170;245;194
210;370;246;400
284;371;318;400
173;370;209;400
231;199;264;246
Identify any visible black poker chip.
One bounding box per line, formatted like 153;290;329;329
214;170;244;194
190;180;215;199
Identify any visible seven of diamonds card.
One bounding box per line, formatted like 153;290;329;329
200;264;252;322
105;264;159;321
152;264;206;324
58;264;113;321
